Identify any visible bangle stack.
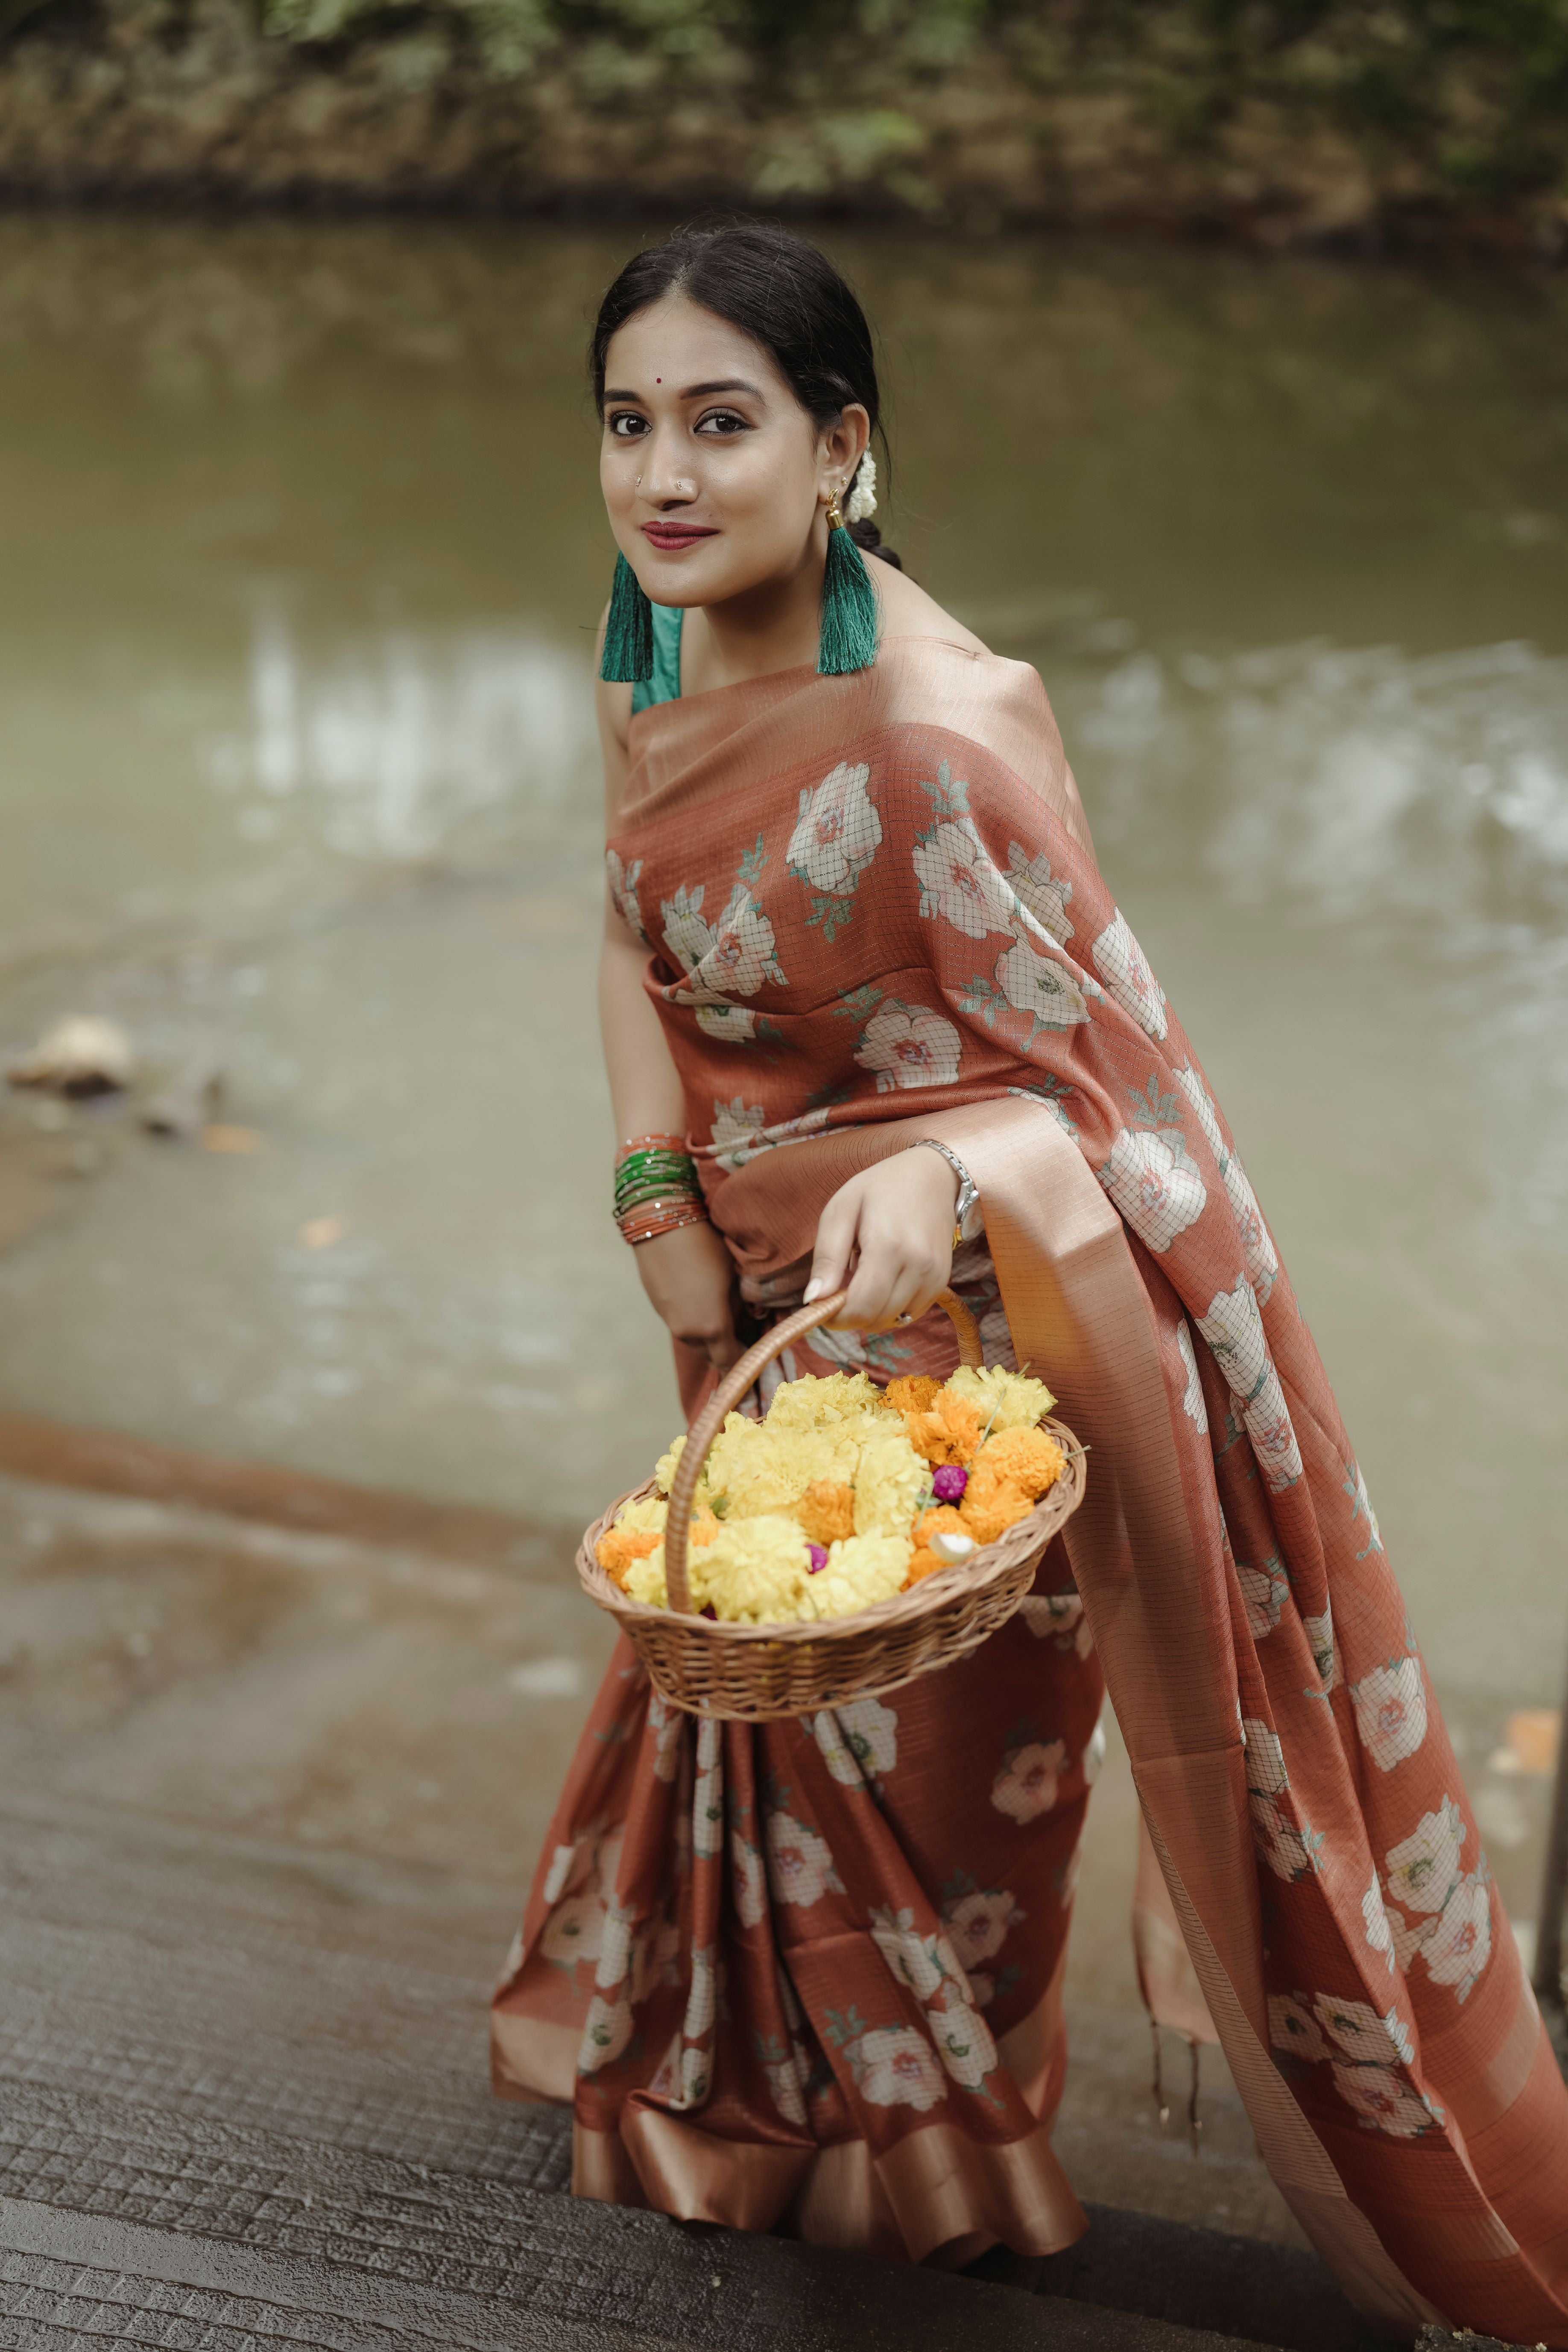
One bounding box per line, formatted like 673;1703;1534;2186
614;1131;709;1248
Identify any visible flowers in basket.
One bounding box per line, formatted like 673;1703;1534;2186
595;1364;1066;1625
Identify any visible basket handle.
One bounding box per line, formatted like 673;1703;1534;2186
663;1287;984;1617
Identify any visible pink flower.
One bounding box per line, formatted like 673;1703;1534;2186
577;1992;633;2074
730;1831;767;1930
765;1810;844;1908
1267;1993;1328;2065
913;820;1015;940
1331;2061;1436;2138
1313;1994;1410;2065
854;1000;962;1092
540;1893;603;1970
932;1998;998;2090
854;2024;947;2111
943;1887;1024;1969
1423;1874;1492;1999
1091;910;1168;1039
1100;1129;1206;1253
990;1738;1067;1823
1351;1659;1428;1776
787;761;881;894
1382;1797;1467;1910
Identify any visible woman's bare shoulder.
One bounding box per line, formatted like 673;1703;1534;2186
871;559;990;656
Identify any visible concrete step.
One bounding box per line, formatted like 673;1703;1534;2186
0;1784;555;2185
0;2078;1292;2352
0;1785;1385;2352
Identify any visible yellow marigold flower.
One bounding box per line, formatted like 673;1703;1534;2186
653;1432;714;1507
764;1370;883;1432
810;1533;912;1617
653;1433;685;1495
692;1515;815;1624
615;1494;668;1536
708;1418;859;1518
623;1551;668;1609
851;1431;930;1539
943;1363;1056;1433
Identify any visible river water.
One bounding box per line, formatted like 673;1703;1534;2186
1;214;1565;1764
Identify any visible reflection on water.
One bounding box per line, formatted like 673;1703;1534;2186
1078;638;1568;927
209;614;595;863
0;216;1565;1717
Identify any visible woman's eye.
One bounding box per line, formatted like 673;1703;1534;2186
696;409;749;436
608;412;649;439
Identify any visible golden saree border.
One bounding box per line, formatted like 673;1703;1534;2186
579;1975;1085;2267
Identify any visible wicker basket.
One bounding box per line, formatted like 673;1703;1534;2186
576;1286;1087;1723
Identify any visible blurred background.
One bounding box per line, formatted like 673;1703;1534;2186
1;8;1567;2335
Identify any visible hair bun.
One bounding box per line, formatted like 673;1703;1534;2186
848;518;902;570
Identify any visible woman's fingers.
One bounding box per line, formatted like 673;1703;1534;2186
807;1149;959;1325
841;1241;943;1331
804;1182;863;1305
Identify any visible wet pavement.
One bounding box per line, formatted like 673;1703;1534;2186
0;1451;1558;2247
0;1453;1391;2351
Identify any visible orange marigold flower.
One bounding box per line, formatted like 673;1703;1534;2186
793;1479;857;1547
960;1465;1036;1545
913;1503;966;1545
974;1424;1065;1498
902;1394;986;1469
903;1544;946;1587
595;1524;662;1586
882;1374;942;1416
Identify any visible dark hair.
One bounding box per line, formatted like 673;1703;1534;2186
589;221;901;569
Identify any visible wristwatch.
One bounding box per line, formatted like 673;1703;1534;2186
912;1138;982;1246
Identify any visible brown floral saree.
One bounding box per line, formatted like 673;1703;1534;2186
493;636;1568;2340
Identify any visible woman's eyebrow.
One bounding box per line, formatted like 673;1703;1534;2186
682;378;764;400
602;389;647;404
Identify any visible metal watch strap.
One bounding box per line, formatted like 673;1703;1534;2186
911;1138;982;1243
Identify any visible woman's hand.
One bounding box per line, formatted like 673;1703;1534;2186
633;1218;747;1375
804;1147;960;1331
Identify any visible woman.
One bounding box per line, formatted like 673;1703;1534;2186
493;224;1568;2339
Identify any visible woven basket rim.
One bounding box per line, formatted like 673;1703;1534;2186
577;1413;1085;1643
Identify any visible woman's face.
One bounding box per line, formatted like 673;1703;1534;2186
599;293;867;610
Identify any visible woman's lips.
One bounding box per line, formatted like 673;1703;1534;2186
641;522;718;552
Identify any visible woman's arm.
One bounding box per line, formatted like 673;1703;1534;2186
599;904;746;1375
595;641;746;1378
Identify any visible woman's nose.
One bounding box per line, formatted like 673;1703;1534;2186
638;433;697;504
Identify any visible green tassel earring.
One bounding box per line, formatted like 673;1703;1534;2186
816;492;880;678
600;551;654;684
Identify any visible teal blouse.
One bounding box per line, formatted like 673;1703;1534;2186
630;604;685;715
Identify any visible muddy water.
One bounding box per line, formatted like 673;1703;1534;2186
1;214;1566;1758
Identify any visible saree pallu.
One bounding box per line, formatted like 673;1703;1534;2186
493;637;1568;2338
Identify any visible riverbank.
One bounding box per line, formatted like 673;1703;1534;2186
0;0;1564;255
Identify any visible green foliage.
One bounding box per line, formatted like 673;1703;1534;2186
248;0;1568;210
258;0;996;73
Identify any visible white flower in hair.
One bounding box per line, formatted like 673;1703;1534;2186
844;453;878;524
